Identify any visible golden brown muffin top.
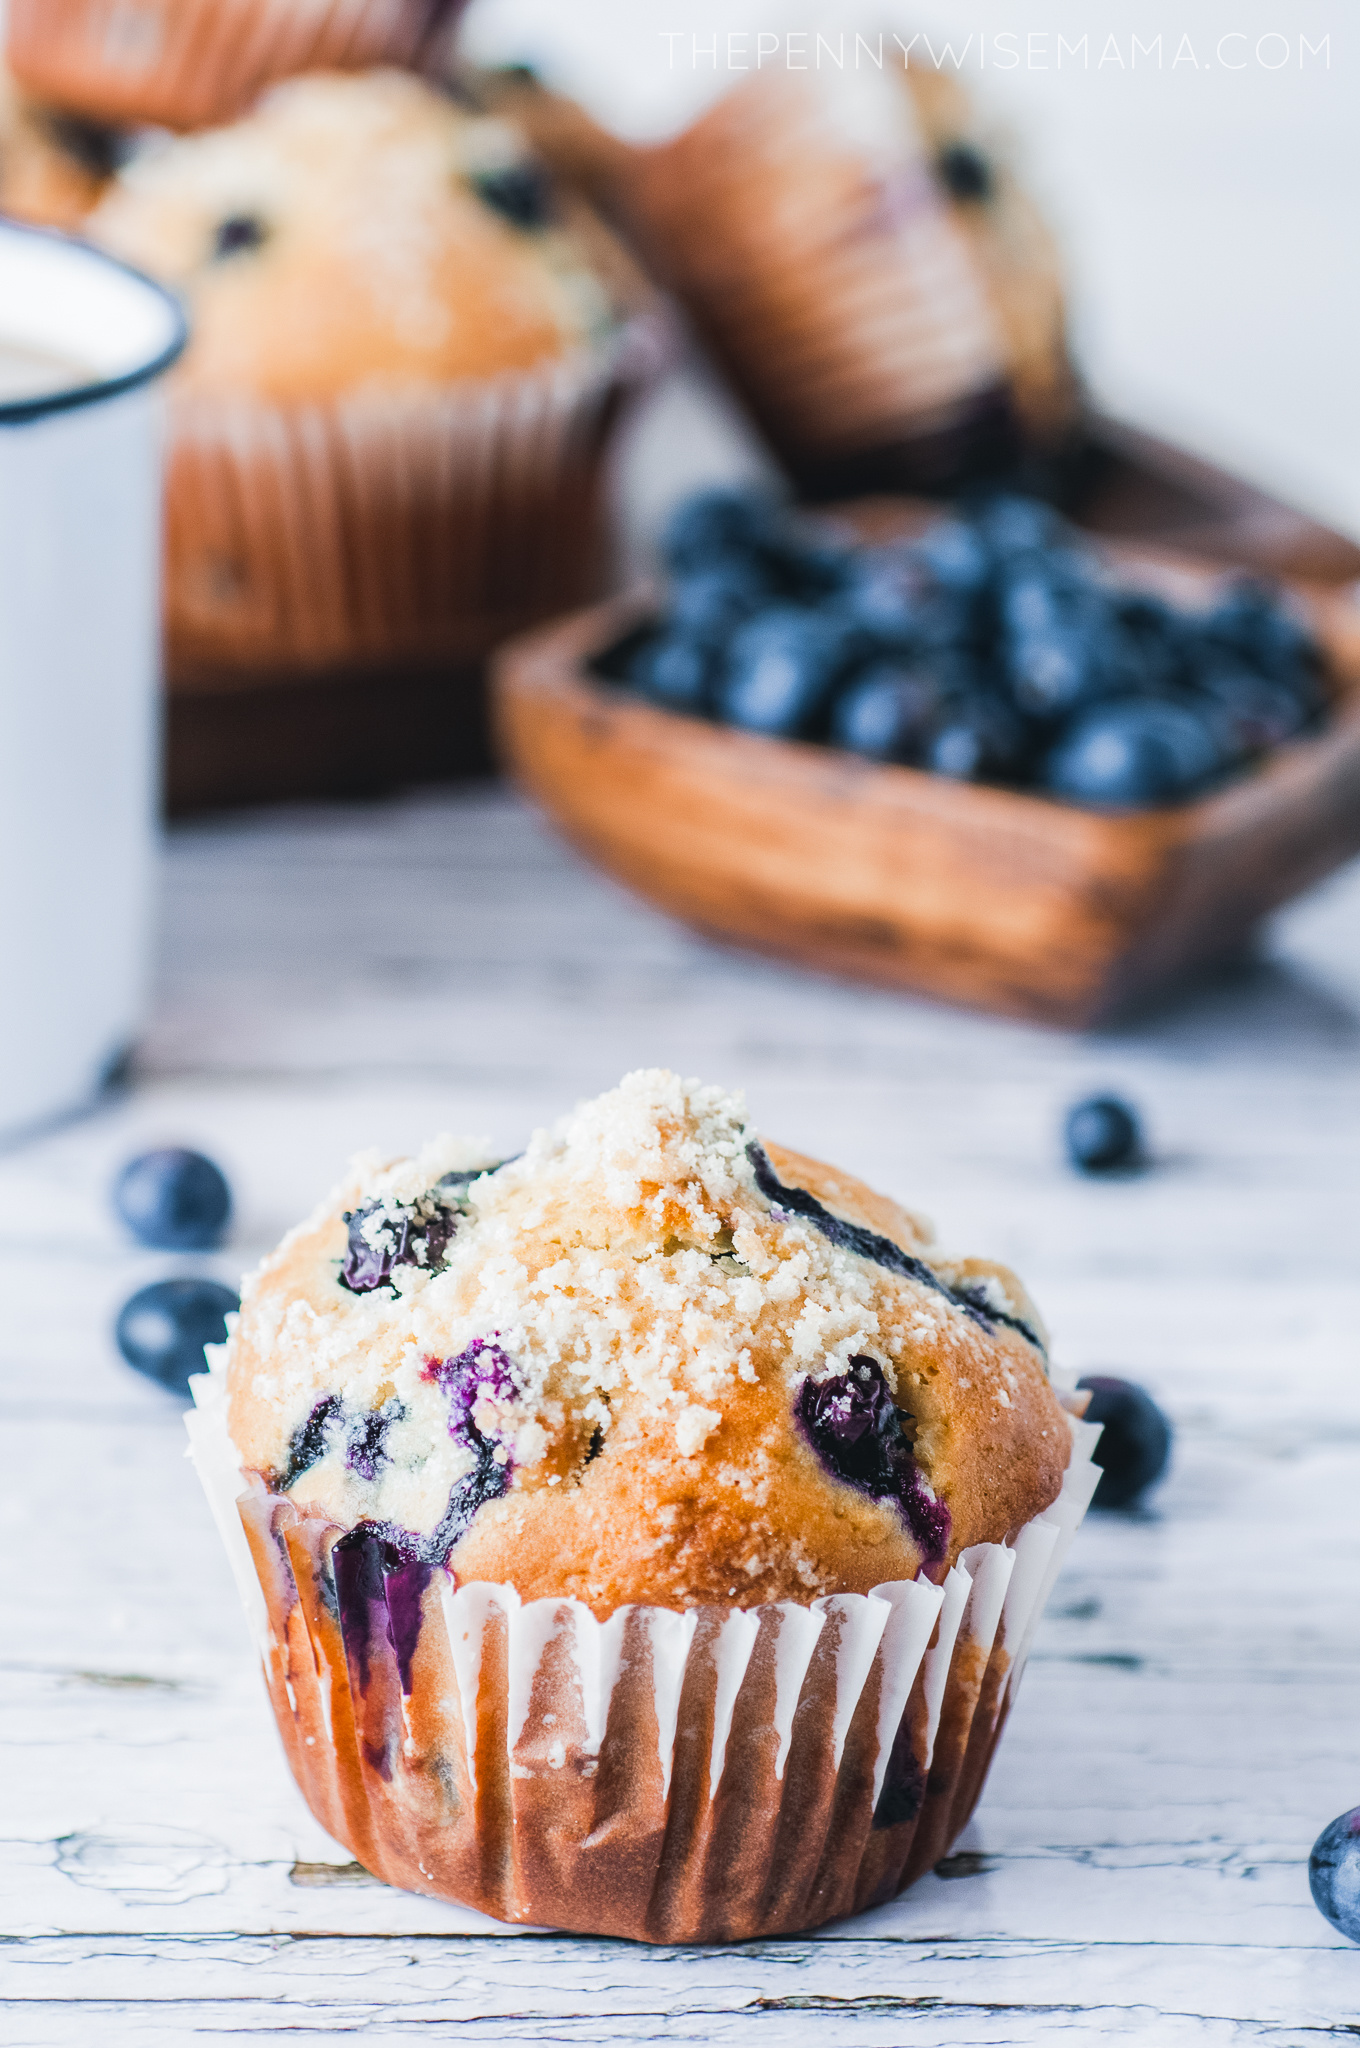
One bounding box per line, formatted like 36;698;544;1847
86;69;615;401
226;1071;1070;1615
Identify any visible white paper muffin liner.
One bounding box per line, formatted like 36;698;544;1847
187;1357;1099;1941
7;0;465;133
163;321;660;685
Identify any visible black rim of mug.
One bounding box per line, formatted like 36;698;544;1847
0;215;189;425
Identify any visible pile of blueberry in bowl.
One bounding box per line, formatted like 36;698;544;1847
598;489;1329;810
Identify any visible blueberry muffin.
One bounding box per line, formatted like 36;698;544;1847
79;69;647;685
623;65;1076;496
7;0;465;134
196;1069;1095;1939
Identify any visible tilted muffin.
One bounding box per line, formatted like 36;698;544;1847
82;70;652;717
621;65;1077;497
7;0;466;134
192;1071;1099;1940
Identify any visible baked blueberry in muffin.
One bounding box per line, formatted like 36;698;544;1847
226;1071;1068;1611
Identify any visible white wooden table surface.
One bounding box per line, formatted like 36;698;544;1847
3;787;1360;2043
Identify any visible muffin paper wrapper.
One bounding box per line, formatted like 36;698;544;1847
624;72;1074;492
187;1366;1099;1941
164;322;660;686
8;0;466;132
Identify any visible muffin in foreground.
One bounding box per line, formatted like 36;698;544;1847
189;1071;1099;1939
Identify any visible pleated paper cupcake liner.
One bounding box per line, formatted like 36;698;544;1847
187;1359;1099;1942
624;70;1073;497
7;0;466;132
162;320;661;685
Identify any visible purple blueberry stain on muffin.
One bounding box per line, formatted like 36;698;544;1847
415;1339;520;1560
330;1530;435;1759
425;1338;519;1442
797;1356;950;1566
384;1555;436;1698
338;1188;461;1294
278;1392;344;1489
748;1140;1045;1357
275;1391;407;1490
872;1716;927;1831
344;1397;407;1483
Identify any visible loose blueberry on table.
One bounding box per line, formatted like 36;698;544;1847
115;1278;240;1396
1076;1375;1172;1508
601;486;1327;811
1064;1094;1143;1174
113;1147;232;1251
1310;1809;1360;1942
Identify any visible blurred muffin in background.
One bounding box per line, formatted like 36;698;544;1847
619;65;1078;499
0;69;129;229
6;0;466;133
903;68;1073;450
87;69;655;698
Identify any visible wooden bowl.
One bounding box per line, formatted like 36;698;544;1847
493;521;1360;1027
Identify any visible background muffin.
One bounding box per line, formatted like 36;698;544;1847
6;0;466;134
81;68;655;788
618;65;1077;497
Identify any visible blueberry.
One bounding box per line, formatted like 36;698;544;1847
469;162;554;230
833;545;928;645
1310;1810;1360;1942
1043;697;1222;807
1111;591;1190;696
925;692;1031;782
660;488;783;575
116;1278;239;1396
278;1393;343;1488
718;607;864;738
339;1189;460;1294
999;563;1134;719
830;661;940;760
1202;577;1323;696
1190;658;1311;757
797;1356;950;1562
1064;1093;1143;1173
916;517;994;596
634;631;715;714
1076;1375;1171;1507
974;494;1068;561
669;561;769;643
212;214;268;260
936;141;994;202
113;1148;232;1251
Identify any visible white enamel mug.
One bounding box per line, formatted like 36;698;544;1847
0;219;186;1142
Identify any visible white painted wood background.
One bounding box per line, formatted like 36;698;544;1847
3;787;1360;2042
